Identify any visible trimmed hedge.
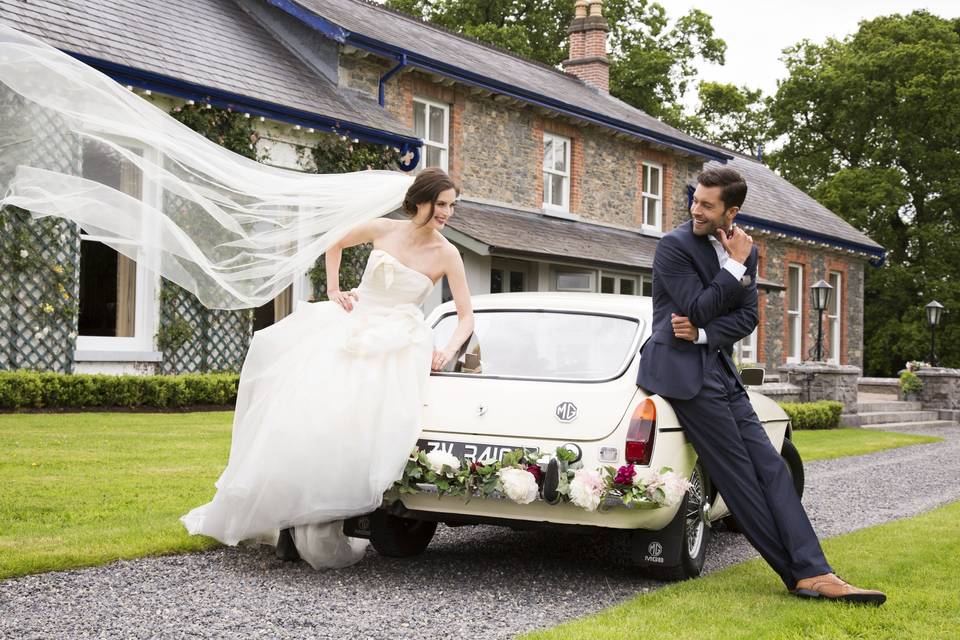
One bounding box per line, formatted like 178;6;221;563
778;400;844;430
0;371;239;410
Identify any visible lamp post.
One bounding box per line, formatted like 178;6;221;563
810;279;833;362
925;300;944;366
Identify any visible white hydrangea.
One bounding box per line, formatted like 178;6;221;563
425;449;460;475
498;467;539;504
569;468;605;512
659;471;692;507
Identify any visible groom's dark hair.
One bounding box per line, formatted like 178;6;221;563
698;167;747;211
403;167;460;223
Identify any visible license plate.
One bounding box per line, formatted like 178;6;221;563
416;438;537;464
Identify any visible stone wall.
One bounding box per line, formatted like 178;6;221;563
916;367;960;412
779;362;862;415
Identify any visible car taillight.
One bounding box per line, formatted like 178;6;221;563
625;398;656;465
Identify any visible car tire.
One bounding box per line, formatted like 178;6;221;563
641;463;709;581
723;437;805;533
369;509;438;558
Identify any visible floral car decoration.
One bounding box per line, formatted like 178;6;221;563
392;446;691;513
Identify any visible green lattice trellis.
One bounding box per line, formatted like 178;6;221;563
0;88;81;373
158;281;251;374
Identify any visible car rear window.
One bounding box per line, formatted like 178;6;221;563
432;310;641;381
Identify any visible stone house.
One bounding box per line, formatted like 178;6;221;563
0;0;883;377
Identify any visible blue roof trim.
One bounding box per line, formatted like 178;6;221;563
736;212;886;262
66;51;422;150
267;0;732;162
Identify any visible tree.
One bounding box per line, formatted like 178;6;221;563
679;81;770;157
385;0;725;123
768;12;960;375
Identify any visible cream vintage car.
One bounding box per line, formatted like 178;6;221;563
344;292;803;580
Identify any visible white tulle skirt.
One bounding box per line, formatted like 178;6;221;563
181;296;432;568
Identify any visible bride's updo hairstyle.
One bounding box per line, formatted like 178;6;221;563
402;167;459;225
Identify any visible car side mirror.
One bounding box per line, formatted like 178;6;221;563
739;367;765;387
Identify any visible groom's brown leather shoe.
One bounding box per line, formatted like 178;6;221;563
792;573;886;605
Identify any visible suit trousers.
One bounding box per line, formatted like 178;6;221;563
669;350;832;588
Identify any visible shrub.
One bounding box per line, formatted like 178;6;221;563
0;371;239;410
899;370;923;395
778;400;844;430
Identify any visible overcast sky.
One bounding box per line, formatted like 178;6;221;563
668;0;959;101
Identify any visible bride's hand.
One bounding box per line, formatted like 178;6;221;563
431;348;457;371
329;289;358;312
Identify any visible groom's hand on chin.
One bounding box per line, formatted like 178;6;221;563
671;313;699;342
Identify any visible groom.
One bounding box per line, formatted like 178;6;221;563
637;167;886;604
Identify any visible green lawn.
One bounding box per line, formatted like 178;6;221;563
0;413;944;580
792;428;941;462
0;412;232;579
522;500;960;640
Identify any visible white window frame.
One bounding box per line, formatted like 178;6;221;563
413;96;449;172
640;274;653;297
75;145;161;357
787;264;803;363
542;132;571;212
828;271;842;365
642;161;663;231
553;269;594;292
599;270;641;296
735;327;758;365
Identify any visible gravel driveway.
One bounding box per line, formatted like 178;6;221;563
3;423;958;640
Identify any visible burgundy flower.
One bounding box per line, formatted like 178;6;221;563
613;464;636;486
525;464;543;483
470;460;485;473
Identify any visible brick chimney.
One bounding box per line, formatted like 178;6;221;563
562;0;610;92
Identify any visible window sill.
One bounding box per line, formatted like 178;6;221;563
541;207;579;221
74;350;163;363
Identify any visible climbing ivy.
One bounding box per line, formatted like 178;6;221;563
170;103;261;160
304;134;401;300
0;206;78;329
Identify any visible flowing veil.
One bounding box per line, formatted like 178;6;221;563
0;23;413;310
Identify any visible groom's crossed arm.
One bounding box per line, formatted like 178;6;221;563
656;236;758;348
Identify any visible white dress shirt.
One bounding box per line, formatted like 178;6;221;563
693;234;747;344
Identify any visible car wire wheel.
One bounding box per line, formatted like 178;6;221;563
684;464;707;560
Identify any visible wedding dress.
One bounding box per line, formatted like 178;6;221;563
181;249;434;568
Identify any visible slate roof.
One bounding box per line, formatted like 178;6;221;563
0;0;414;139
449;200;786;287
284;0;728;160
448;200;658;271
712;154;884;253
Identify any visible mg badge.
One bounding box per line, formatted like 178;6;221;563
647;541;663;557
555;401;578;423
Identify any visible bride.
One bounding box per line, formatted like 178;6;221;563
0;25;473;569
180;168;474;568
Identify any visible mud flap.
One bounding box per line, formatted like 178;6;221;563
631;502;685;569
343;512;374;538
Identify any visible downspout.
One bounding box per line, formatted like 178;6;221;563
379;54;420;171
379;53;407;106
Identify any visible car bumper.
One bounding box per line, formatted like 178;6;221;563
384;486;681;531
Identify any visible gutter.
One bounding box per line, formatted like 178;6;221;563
265;0;732;163
67;52;422;151
735;213;887;266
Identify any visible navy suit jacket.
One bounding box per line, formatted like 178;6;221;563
636;220;759;400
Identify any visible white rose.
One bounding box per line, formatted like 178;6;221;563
425;450;460;475
498;467;539;504
659;471;691;507
19;249;28;258
569;469;604;512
